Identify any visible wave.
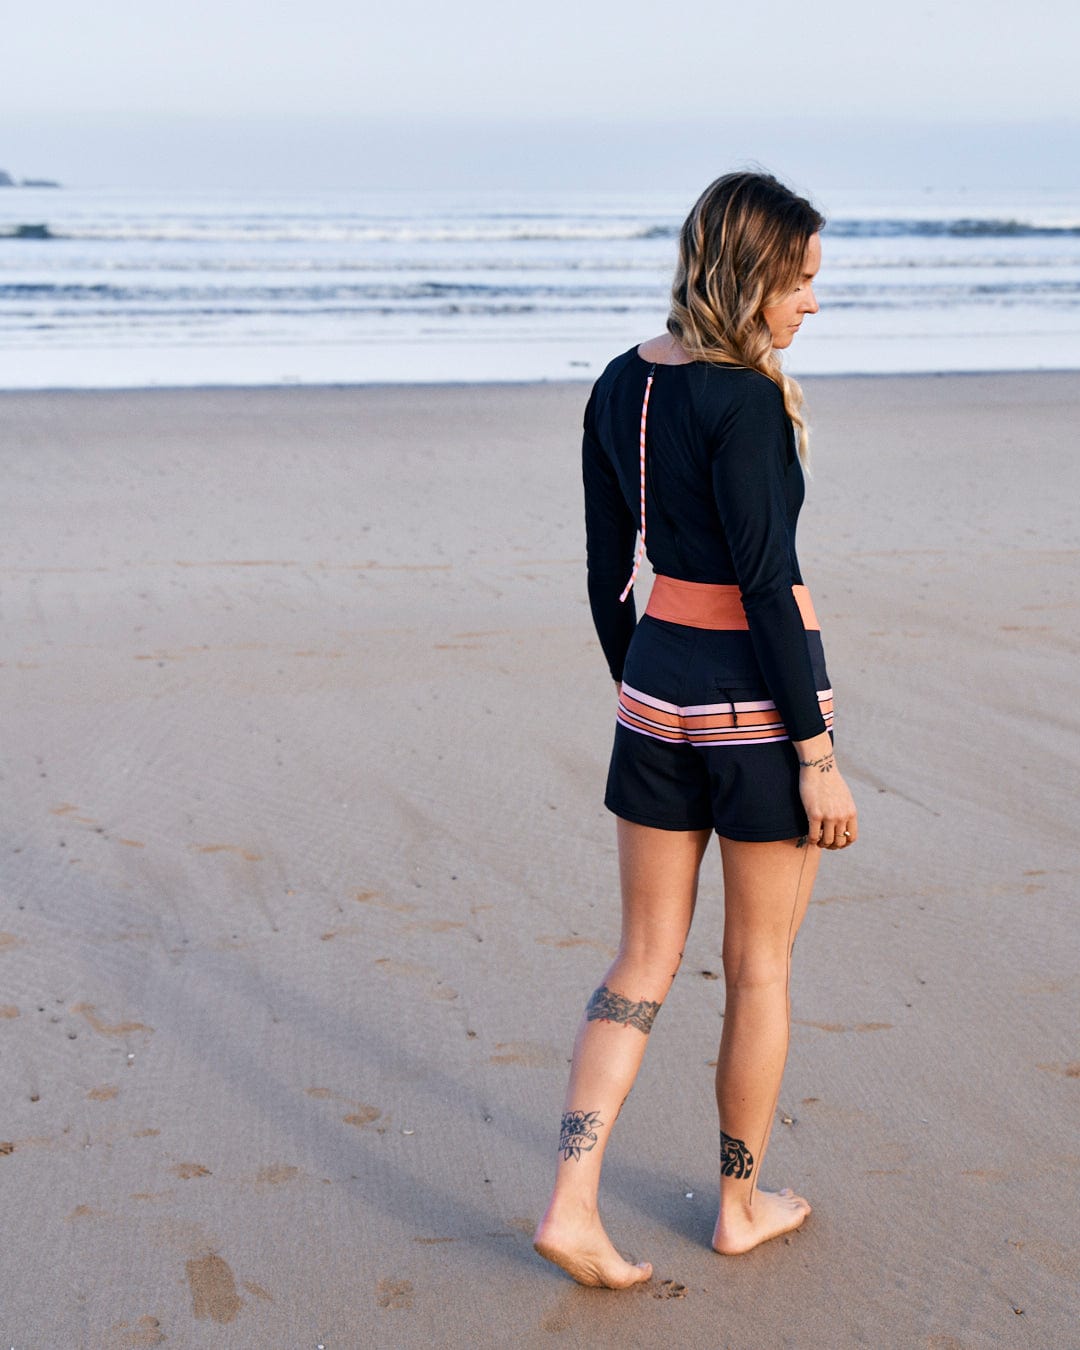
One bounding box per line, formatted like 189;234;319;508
0;279;654;303
9;221;676;246
5;277;1079;317
8;215;1080;246
826;218;1080;239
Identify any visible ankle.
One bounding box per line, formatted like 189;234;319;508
545;1188;599;1223
718;1189;755;1222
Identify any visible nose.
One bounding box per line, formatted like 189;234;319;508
801;286;819;315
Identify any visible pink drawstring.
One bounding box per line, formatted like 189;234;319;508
619;366;654;603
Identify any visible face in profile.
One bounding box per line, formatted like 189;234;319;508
762;233;822;349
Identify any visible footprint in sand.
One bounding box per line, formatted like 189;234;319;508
71;1003;154;1038
306;1087;384;1129
376;1278;414;1310
193;843;263;862
653;1279;688;1300
186;1252;243;1323
51;803;98;824
253;1164;301;1187
1037;1061;1080;1077
343;1107;382;1128
108;1314;167;1348
403;919;467;934
354;889;417;914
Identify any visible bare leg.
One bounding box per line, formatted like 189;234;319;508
711;836;819;1254
534;818;712;1287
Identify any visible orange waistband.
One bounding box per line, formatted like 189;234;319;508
644;575;820;631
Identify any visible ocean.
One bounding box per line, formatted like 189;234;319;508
2;185;1079;388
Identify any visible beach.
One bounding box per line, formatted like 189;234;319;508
1;373;1077;1348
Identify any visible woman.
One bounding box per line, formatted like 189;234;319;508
534;172;858;1288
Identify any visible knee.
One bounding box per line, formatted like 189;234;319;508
610;940;684;1000
721;949;789;993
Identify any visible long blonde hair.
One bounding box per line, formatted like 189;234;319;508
667;171;824;462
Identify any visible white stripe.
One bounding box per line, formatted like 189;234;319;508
622;682;833;719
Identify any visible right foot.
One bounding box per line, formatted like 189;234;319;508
711;1186;811;1255
533;1209;652;1289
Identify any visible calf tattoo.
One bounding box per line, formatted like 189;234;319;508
559;1109;602;1161
586;985;661;1034
720;1130;754;1179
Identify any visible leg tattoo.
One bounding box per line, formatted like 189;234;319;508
559;1109;603;1162
720;1130;754;1179
586;985;661;1034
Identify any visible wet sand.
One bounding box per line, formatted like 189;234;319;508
1;374;1077;1348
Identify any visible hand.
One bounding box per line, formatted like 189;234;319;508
797;746;857;850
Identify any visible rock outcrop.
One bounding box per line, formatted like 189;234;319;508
0;171;62;188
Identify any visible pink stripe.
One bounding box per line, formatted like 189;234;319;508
618;685;834;747
618;368;654;603
621;683;834;718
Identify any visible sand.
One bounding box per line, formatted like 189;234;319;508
1;373;1077;1349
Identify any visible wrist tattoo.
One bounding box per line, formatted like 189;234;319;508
720;1130;754;1179
586;985;661;1034
798;751;835;773
559;1109;602;1161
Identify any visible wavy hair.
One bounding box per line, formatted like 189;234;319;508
667;171;824;462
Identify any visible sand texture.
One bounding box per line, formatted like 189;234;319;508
1;374;1077;1348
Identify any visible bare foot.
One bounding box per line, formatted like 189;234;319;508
711;1187;811;1255
533;1203;652;1288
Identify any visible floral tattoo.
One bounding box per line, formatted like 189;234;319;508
559;1109;602;1161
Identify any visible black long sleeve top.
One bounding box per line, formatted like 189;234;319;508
583;347;827;742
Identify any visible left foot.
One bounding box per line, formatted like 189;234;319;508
711;1187;811;1254
533;1203;652;1288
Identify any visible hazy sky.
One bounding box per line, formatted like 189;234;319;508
3;0;1079;190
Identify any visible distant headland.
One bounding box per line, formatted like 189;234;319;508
0;169;62;188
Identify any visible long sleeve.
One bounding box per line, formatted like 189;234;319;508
583;391;638;681
709;378;827;741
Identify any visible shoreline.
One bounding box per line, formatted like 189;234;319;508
2;364;1078;399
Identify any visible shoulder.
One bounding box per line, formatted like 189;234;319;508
591;346;640;399
692;363;784;413
585;346;642;429
684;364;786;443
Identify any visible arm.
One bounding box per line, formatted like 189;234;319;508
710;377;857;847
583;391;638;683
709;377;825;740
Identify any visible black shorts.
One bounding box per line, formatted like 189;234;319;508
605;616;833;842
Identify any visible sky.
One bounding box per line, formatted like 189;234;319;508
3;0;1079;191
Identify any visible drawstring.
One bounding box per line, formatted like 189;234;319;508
619;364;655;603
